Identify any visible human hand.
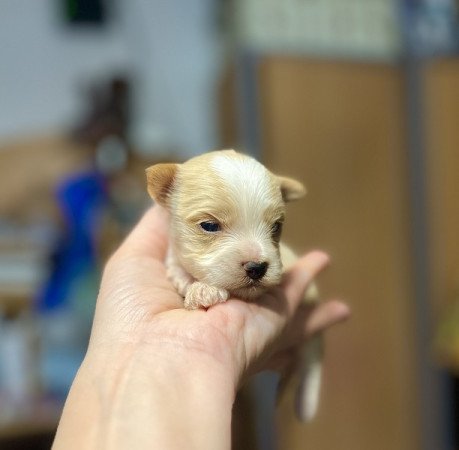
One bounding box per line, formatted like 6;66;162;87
54;205;349;450
88;205;349;389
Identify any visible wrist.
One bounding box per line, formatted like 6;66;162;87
84;337;238;397
55;341;236;450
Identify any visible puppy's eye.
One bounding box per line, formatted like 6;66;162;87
200;221;221;232
272;221;283;236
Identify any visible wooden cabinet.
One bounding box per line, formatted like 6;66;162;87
256;58;421;450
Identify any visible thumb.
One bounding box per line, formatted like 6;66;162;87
115;205;170;261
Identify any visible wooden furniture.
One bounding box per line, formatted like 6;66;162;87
0;135;91;220
256;58;421;450
0;136;89;442
424;60;459;317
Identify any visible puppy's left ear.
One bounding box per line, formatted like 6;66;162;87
277;176;307;202
146;163;179;207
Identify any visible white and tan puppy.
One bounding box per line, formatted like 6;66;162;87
146;149;322;422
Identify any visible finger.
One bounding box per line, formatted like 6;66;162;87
276;300;350;350
265;349;297;372
281;251;330;316
263;301;350;371
243;251;330;346
304;300;350;336
115;205;170;261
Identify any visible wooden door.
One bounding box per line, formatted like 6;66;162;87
257;58;420;450
424;60;459;316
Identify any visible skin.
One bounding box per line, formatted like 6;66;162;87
53;205;350;450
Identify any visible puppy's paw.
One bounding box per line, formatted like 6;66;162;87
167;265;193;297
184;282;229;310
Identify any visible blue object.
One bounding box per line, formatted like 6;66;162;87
37;171;108;311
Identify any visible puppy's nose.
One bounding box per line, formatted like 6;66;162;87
243;261;268;280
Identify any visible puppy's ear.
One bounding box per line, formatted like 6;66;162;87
146;163;179;207
277;176;307;202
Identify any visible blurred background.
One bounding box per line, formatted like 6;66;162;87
0;0;459;449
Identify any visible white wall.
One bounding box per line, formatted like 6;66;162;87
0;0;222;156
0;0;129;138
121;0;223;157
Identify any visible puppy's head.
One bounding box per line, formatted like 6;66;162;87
146;150;305;299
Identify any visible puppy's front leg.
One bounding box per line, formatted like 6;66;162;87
184;282;229;310
166;248;194;297
167;262;194;297
166;246;228;309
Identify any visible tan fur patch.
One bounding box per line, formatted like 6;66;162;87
153;150;305;299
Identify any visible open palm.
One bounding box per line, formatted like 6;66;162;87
88;206;349;388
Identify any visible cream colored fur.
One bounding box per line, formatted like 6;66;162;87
146;149;322;422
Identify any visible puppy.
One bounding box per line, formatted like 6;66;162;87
146;149;322;422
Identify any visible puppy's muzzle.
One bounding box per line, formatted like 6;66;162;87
243;261;268;281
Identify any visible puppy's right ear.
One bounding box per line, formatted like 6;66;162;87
146;163;179;207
